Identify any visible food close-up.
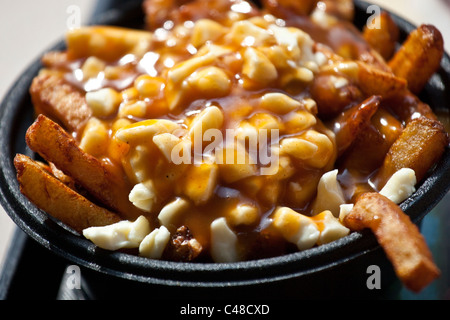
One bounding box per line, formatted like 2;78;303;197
1;0;450;299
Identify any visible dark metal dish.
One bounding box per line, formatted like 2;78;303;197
0;0;449;299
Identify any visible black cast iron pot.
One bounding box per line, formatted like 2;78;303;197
1;0;449;299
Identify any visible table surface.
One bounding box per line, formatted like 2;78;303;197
0;0;449;299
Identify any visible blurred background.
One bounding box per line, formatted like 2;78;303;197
0;0;449;299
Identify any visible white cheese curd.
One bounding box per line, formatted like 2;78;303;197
153;133;182;162
85;87;121;117
129;180;157;212
210;217;239;263
338;203;354;223
269;24;304;52
314;210;350;245
82;215;151;251
139;226;171;259
158;197;190;227
272;207;320;251
312;169;346;217
379;168;417;204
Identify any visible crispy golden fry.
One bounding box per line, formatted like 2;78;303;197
338;126;387;175
47;162;77;190
343;192;440;293
356;61;407;98
310;72;363;119
375;116;449;188
381;90;438;123
363;11;399;61
371;108;404;147
36;160;79;191
332;95;380;156
359;48;392;72
30;71;92;133
337;109;403;202
335;44;389;72
25;114;145;221
14;154;121;233
388;24;444;94
338;130;405;202
33;159;85;191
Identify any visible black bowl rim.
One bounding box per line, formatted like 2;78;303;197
1;0;450;288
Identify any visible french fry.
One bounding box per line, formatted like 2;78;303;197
337;108;403;180
388;24;444;94
363;11;399;61
25;114;145;221
359;49;393;72
46;161;79;191
381;90;438;123
343;192;440;293
375;116;449;188
356;61;407;98
312;20;391;72
14;154;121;233
310;72;364;119
28;154;77;190
30;71;92;133
332;95;381;156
